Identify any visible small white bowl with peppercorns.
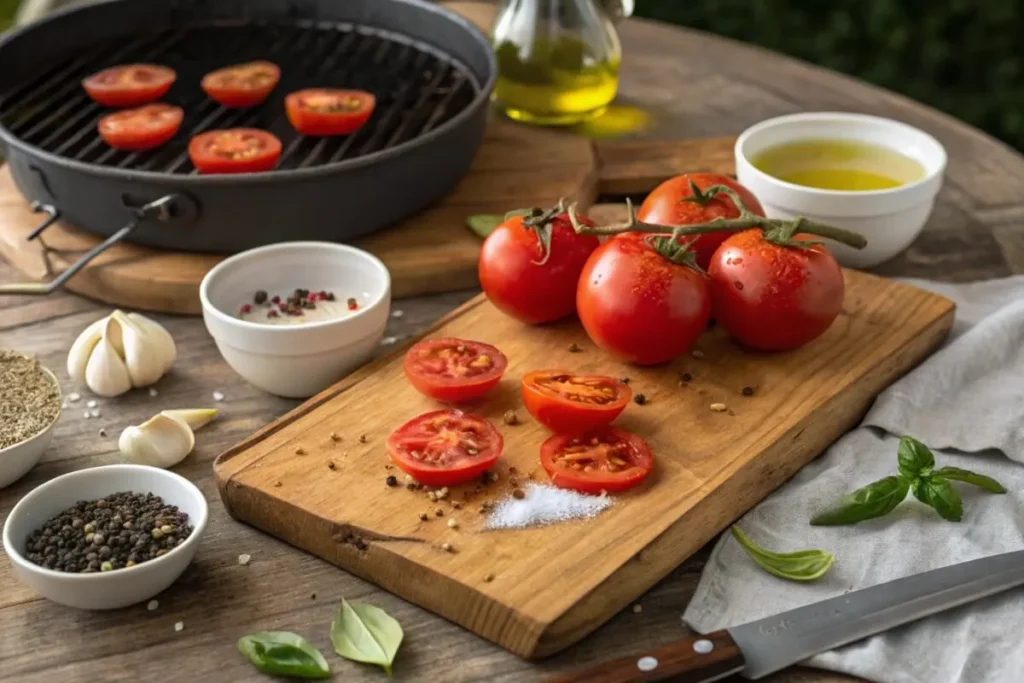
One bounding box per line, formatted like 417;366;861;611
199;241;392;398
2;464;208;610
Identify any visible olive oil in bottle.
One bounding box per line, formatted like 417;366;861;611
491;0;624;125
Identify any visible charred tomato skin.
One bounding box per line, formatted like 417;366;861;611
576;235;711;365
540;427;653;494
708;229;845;351
387;409;503;487
637;173;765;270
403;338;508;403
521;370;631;433
478;212;599;324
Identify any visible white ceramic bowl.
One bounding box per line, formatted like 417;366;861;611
735;112;947;268
2;464;208;610
199;241;391;398
0;365;60;490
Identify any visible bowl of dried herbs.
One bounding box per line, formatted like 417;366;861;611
0;350;61;489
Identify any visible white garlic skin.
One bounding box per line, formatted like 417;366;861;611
67;310;176;398
119;413;195;469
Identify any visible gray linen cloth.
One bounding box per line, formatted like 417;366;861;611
683;276;1024;683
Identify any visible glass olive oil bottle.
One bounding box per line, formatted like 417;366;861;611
491;0;625;125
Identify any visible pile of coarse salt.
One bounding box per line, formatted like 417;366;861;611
484;483;612;531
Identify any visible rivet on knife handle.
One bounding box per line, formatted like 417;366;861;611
548;630;745;683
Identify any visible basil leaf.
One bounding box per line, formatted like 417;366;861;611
238;631;331;679
810;475;910;526
897;436;935;479
730;526;834;581
330;599;404;675
466;214;504;239
934;466;1007;494
913;476;964;521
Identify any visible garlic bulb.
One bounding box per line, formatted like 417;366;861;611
67;310;176;397
119;409;218;469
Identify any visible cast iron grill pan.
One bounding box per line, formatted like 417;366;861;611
0;0;496;259
0;21;477;174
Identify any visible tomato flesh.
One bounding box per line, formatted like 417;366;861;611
637;173;765;270
577;235;711;365
188;128;282;174
478;210;599;324
522;370;630;433
709;230;845;351
98;104;183;151
403;338;508;403
387;409;503;487
285;89;376;136
540;427;653;494
201;61;281;107
82;64;176;107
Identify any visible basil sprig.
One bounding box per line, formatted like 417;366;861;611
330;599;404;675
730;526;834;581
811;436;1006;526
237;632;331;679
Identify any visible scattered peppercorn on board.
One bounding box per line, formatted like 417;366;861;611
213;274;954;659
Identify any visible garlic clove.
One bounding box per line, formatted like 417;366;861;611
128;312;176;376
119;413;195;469
105;309;126;357
161;409;218;431
112;311;164;387
84;317;133;397
66;317;105;383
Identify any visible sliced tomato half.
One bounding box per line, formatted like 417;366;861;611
201;60;281;108
522;370;631;434
98;104;183;151
387;409;503;487
188;128;282;174
284;88;375;136
82;64;176;107
403;338;508;403
540;427;653;494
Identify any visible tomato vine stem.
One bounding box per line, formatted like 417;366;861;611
567;185;867;250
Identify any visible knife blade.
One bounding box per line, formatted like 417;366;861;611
551;549;1024;683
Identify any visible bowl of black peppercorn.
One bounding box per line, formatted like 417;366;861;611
2;464;208;610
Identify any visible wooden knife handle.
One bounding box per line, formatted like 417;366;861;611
548;630;745;683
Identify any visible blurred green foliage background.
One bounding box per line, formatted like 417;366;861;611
634;0;1021;150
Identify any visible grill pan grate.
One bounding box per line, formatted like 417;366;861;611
0;20;479;175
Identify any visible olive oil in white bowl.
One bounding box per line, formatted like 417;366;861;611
735;113;947;268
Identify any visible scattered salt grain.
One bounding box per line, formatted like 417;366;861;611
147;599;159;611
68;392;82;403
149;387;159;397
238;553;252;566
83;411;91;419
174;621;184;632
90;408;101;418
391;309;404;318
381;336;399;346
483;483;613;530
212;391;225;402
86;399;97;408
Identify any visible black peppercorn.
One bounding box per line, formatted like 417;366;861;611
741;386;755;396
385;475;398;487
680;372;692;382
254;290;268;305
634;394;647;405
619;377;630;384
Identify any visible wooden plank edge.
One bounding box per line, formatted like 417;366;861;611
531;290;956;657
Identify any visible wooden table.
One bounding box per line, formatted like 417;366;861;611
2;4;1021;682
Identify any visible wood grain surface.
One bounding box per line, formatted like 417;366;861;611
214;274;953;658
1;1;1021;681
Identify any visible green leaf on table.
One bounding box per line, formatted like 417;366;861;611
897;435;935;479
330;599;404;676
238;631;331;679
810;475;910;526
934;466;1007;493
466;214;504;239
912;476;964;521
730;526;834;581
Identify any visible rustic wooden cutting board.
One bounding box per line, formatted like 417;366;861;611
214;275;955;658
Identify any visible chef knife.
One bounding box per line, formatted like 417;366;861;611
552;549;1024;683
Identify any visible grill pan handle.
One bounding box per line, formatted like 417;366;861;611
0;194;181;296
